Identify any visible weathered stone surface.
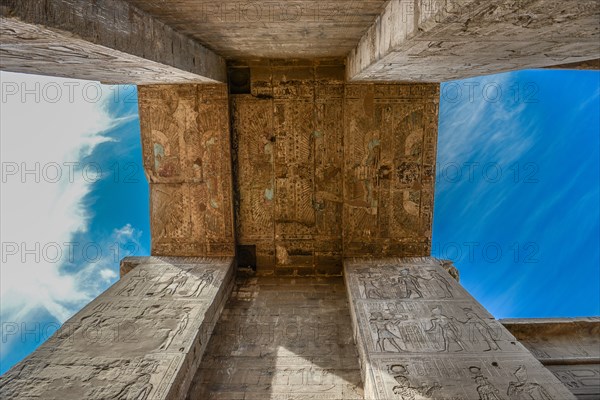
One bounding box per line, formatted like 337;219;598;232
343;84;438;257
232;62;438;275
501;318;600;399
347;0;600;81
138;85;235;257
0;257;235;400
187;274;363;400
544;58;600;70
0;0;225;84
125;0;389;59
344;257;576;399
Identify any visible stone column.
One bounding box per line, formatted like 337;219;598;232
344;257;576;399
0;257;235;400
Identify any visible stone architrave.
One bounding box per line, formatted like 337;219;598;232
231;60;439;276
501;317;600;399
0;257;235;400
344;257;577;399
138;85;235;257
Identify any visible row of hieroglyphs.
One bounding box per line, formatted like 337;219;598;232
386;361;558;400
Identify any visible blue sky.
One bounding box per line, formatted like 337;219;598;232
0;72;150;374
0;69;599;374
433;69;600;319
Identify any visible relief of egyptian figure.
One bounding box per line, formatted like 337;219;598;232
454;308;500;352
425;306;465;352
156;270;188;297
187;270;214;297
470;367;505;400
370;312;406;352
389;364;441;400
71;310;118;342
117;274;148;297
361;273;386;299
159;307;191;351
475;375;505;400
426;269;453;298
507;366;553;400
394;269;423;299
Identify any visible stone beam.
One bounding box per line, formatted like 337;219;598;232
544;58;600;70
138;84;235;257
344;257;577;399
347;0;600;82
0;0;226;84
0;257;235;400
501;317;600;399
231;60;439;275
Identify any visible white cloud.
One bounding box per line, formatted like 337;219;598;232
73;223;144;295
0;71;126;326
99;269;118;282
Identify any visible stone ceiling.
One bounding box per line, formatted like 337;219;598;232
124;0;389;58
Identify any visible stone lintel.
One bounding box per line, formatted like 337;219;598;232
0;257;235;400
0;0;226;84
347;0;600;82
232;63;439;275
500;318;600;399
544;59;600;70
500;317;600;338
137;84;235;257
344;257;576;399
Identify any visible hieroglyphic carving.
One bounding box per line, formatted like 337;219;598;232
344;257;577;400
0;353;175;400
358;301;507;354
233;94;276;270
369;354;576;400
233;62;346;275
389;364;441;399
233;63;439;275
470;366;504;400
343;85;438;257
501;318;600;399
508;365;554;400
350;262;466;300
139;85;235;257
0;257;235;400
549;365;600;399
